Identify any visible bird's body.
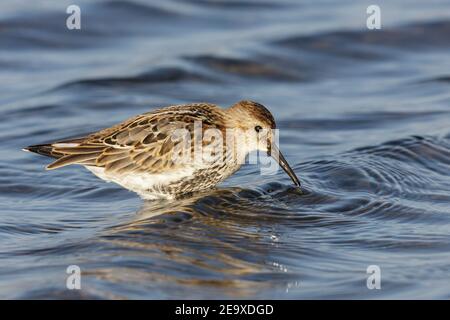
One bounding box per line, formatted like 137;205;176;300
24;100;300;199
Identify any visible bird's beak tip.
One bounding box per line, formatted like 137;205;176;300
269;144;301;188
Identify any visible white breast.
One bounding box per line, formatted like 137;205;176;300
85;166;196;200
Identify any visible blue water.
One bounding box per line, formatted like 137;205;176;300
0;0;450;299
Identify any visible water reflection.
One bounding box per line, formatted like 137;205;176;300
94;188;301;298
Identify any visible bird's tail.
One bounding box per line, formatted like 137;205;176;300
23;136;102;170
23;144;61;158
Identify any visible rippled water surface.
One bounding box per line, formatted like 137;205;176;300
1;0;450;299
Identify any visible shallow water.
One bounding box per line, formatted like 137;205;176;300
1;0;450;299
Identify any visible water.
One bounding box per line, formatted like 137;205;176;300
1;0;450;299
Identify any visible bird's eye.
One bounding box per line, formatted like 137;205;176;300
255;125;262;132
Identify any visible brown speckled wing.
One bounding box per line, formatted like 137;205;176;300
46;104;226;174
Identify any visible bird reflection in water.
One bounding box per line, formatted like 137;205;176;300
97;186;300;298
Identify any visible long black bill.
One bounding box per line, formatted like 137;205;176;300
268;143;301;187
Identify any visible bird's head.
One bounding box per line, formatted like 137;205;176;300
228;100;301;187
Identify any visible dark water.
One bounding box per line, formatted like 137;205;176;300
1;0;450;299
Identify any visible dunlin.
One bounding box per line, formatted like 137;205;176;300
24;100;300;199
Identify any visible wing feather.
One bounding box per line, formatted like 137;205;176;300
44;103;226;173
